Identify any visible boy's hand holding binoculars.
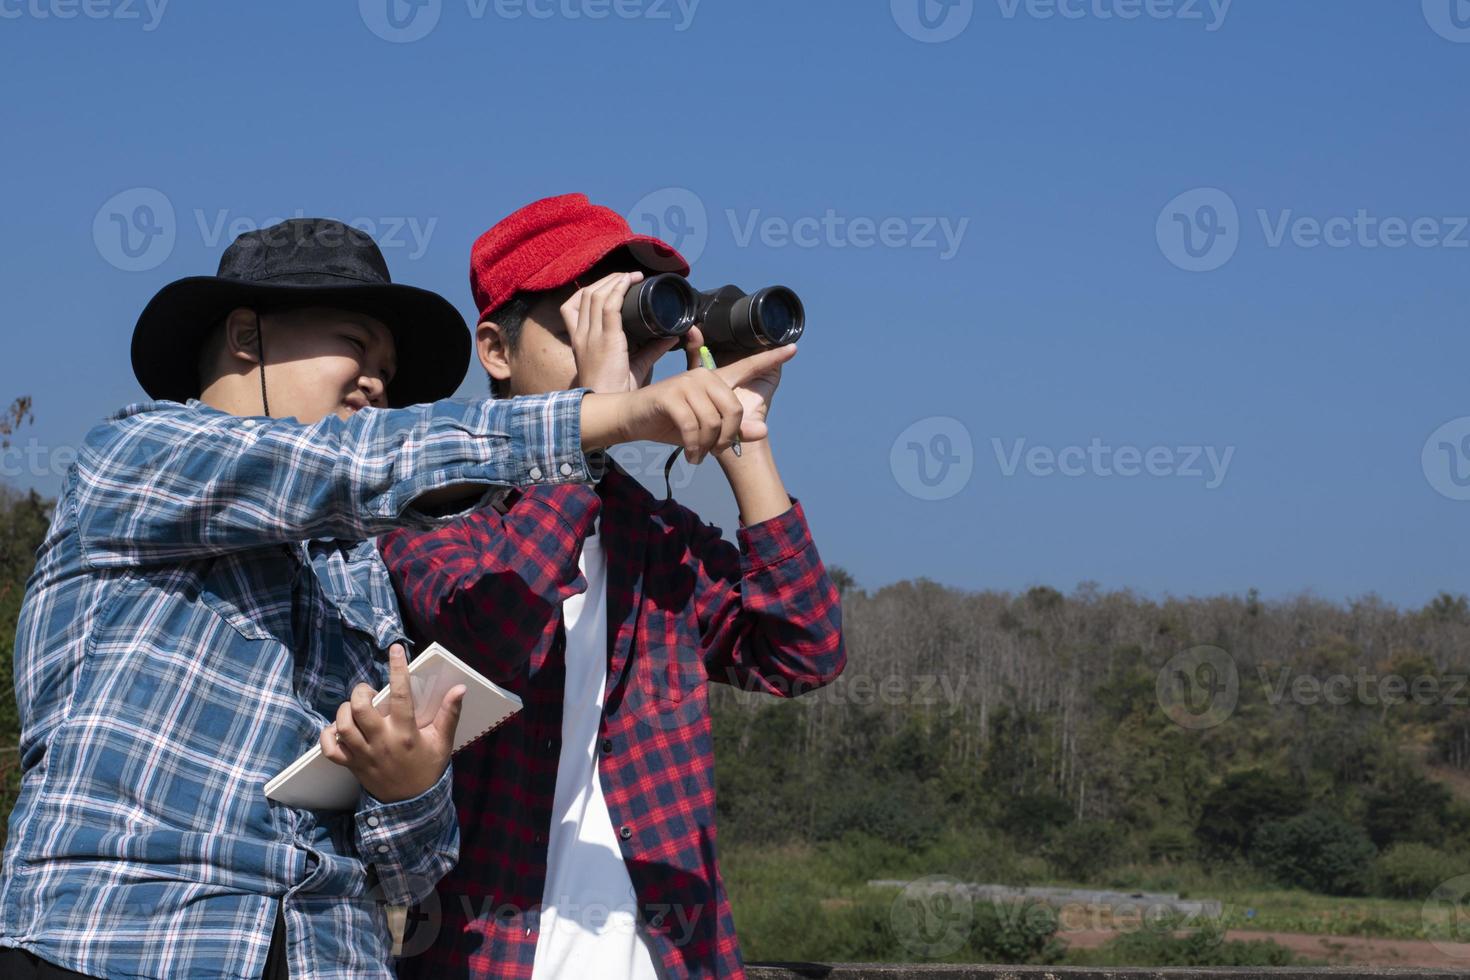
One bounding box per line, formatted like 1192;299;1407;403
570;270;797;463
563;271;680;395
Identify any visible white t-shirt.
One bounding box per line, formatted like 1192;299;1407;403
531;521;665;980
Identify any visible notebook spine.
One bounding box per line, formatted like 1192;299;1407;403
458;712;516;752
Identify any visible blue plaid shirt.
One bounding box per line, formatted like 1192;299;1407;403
0;392;598;980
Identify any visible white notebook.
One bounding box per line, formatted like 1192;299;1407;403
264;642;522;811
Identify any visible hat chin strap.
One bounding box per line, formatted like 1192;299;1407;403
257;318;270;418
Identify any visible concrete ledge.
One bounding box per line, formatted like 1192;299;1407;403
746;965;1466;979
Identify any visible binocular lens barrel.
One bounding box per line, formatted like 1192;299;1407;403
618;276;805;353
696;285;806;353
620;273;699;344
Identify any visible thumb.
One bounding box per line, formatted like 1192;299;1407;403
428;684;467;746
682;326;707;372
715;343;797;387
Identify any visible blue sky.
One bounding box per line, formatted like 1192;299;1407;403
1;1;1466;607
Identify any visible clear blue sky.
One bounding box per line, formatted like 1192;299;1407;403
1;1;1466;608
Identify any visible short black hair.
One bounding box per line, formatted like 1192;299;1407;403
486;289;548;398
485;248;647;398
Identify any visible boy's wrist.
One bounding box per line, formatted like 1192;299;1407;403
717;439;790;525
580;391;636;450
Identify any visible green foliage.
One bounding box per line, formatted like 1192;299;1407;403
1078;920;1298;967
996;792;1073;844
1195;769;1307;861
1044;821;1123;881
1362;766;1457;849
1251;810;1378;896
1373;842;1458;900
0;483;51;834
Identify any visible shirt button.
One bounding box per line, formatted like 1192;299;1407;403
377;844;390;854
241;419;256;428
366;816;380;828
560;462;573;476
529;466;543;481
601;739;613;754
619;825;632;841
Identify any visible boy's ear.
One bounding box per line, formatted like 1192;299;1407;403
222;307;263;366
477;320;513;384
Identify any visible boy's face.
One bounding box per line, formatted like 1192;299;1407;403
225;305;398;423
491;285;587;397
484;268;669;397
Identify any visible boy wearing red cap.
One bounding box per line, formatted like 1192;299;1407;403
380;194;846;980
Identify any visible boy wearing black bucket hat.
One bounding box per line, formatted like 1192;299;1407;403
0;218;767;980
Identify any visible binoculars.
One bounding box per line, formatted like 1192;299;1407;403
620;275;805;353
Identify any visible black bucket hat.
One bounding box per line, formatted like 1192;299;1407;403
131;217;470;408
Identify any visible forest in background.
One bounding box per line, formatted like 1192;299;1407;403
3;395;1470;965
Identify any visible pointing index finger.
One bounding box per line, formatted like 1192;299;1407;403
386;643;415;725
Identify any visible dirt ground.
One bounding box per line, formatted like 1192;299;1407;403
1062;927;1470;969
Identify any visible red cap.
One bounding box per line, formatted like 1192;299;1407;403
470;193;690;321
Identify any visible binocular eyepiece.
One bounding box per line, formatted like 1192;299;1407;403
621;275;805;354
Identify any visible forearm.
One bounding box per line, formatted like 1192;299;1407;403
76;393;599;565
716;438;792;526
580;391;631;450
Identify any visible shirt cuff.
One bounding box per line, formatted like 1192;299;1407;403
736;497;809;573
508;388;602;487
355;764;454;854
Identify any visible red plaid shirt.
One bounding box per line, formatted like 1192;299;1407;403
379;463;845;980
